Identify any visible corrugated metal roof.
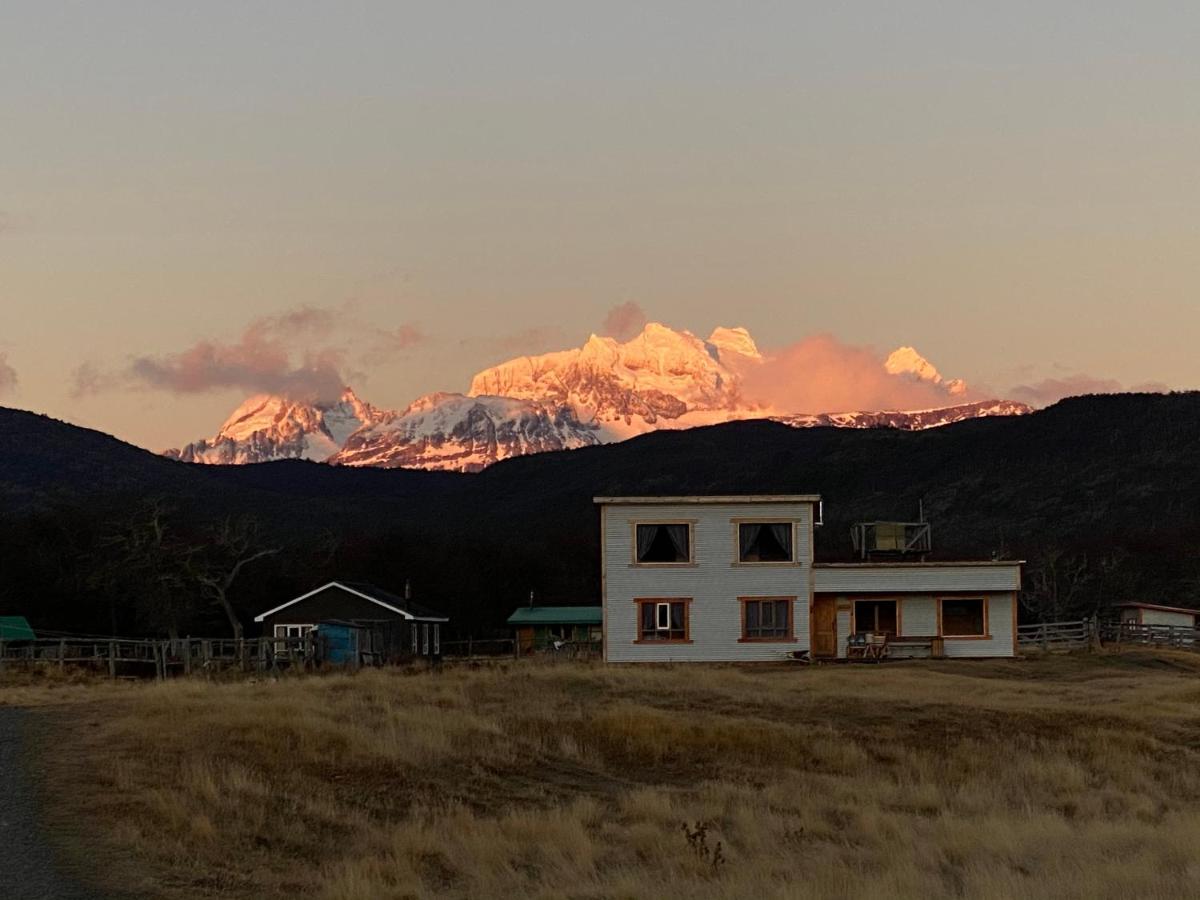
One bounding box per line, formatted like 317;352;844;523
0;616;35;640
507;606;602;626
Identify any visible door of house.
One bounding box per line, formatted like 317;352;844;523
812;597;838;658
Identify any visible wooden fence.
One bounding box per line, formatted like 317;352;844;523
0;635;315;678
1099;621;1199;650
1017;619;1095;651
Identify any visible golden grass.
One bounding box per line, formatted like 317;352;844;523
24;650;1200;899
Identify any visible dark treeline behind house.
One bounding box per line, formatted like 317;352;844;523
2;392;1200;638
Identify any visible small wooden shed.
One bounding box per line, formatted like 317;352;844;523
507;606;602;654
1115;602;1199;629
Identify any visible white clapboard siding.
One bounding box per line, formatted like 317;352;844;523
1140;608;1196;628
813;563;1021;594
820;594;1017;658
603;501;814;662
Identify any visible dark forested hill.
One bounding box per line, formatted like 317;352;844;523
2;393;1198;636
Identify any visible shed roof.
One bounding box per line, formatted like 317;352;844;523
1115;602;1199;616
0;616;35;640
594;494;820;505
507;606;602;626
254;581;449;623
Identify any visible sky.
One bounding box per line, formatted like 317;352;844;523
1;1;1198;450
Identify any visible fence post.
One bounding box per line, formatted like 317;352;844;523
0;637;5;672
1040;625;1049;652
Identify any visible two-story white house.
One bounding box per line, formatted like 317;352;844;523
597;494;1022;662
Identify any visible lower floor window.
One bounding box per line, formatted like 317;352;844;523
941;598;986;637
637;599;689;641
742;598;792;640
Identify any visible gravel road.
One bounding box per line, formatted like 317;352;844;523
0;707;106;899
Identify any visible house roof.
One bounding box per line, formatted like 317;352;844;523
507;606;602;626
594;494;821;505
253;581;449;623
814;561;1025;568
1115;602;1199;616
0;616;35;641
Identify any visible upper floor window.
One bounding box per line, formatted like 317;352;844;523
738;522;794;563
635;523;692;564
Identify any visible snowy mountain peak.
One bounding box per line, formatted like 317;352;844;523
885;346;968;395
707;326;761;360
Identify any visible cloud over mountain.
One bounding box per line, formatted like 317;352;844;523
737;334;974;414
599;301;648;342
1010;374;1169;407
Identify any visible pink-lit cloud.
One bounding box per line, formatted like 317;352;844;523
460;326;569;361
0;353;17;397
600;301;648;341
1010;375;1168;407
735;334;973;414
74;305;427;403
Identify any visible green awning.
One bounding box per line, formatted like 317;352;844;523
0;616;36;641
506;606;602;627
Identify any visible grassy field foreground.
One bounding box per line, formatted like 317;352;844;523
21;652;1200;899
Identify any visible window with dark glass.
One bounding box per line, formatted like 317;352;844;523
738;523;794;562
854;599;898;635
941;599;986;636
635;524;691;563
742;599;791;640
637;600;689;641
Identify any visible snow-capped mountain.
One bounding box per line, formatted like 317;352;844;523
164;322;1029;471
776;399;1030;431
164;389;384;465
468;323;761;439
329;392;601;471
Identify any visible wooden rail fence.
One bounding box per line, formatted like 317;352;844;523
1099;621;1199;650
0;635;316;678
1017;619;1095;651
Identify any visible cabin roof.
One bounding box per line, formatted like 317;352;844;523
507;606;602;627
1115;602;1199;616
0;616;35;640
593;494;821;505
253;581;448;623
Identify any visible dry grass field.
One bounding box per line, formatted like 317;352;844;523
11;651;1200;899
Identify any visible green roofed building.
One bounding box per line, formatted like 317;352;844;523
0;616;36;641
507;606;602;654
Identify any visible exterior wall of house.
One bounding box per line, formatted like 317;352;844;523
815;591;1018;658
812;564;1022;594
602;500;815;662
1138;608;1196;628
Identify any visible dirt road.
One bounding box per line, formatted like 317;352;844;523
0;708;106;899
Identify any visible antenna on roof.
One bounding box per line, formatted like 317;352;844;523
529;590;535;608
404;579;412;601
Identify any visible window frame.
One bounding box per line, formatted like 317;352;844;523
731;518;800;566
274;624;313;639
633;598;693;644
937;596;990;639
738;596;797;643
630;520;697;567
852;598;901;636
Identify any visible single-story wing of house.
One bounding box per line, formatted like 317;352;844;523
507;606;602;653
596;494;1023;662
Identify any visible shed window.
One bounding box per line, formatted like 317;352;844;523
742;599;792;640
635;524;691;563
738;523;794;562
422;623;431;655
854;600;898;635
637;600;689;642
941;599;986;637
274;624;313;638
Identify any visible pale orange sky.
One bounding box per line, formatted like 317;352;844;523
1;2;1197;449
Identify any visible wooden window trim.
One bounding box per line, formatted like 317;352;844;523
850;598;903;637
730;518;802;567
632;598;694;644
937;596;990;640
737;596;797;643
629;520;698;568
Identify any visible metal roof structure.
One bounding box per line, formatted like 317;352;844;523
506;606;602;627
0;616;35;641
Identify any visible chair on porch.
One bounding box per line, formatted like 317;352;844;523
863;631;890;661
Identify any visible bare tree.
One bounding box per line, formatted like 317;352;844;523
191;517;280;640
1022;548;1092;622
